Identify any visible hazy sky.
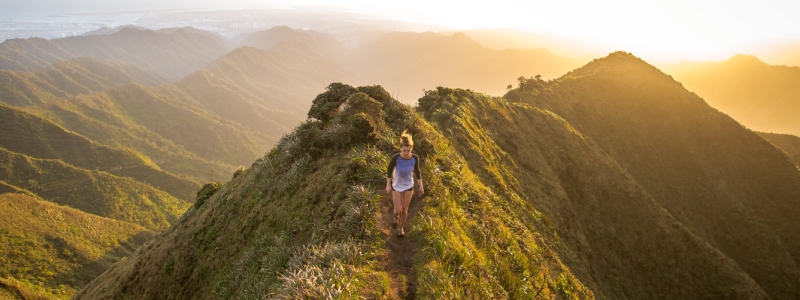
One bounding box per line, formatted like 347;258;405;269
3;0;799;61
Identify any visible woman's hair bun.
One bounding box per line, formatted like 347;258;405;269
400;130;414;147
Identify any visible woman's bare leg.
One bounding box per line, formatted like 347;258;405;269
399;190;413;230
392;190;403;227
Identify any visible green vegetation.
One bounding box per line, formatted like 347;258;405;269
0;57;239;183
76;84;594;299
0;193;152;298
78;70;796;298
0;104;199;200
0;57;162;106
22;93;239;182
0;148;190;231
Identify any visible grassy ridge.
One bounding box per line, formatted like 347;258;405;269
0;148;190;231
0;104;199;200
0;193;153;298
76;84;592;299
419;87;765;298
78;81;778;299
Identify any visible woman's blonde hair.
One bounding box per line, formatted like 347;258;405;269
399;130;414;148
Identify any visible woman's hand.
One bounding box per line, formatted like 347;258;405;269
419;185;424;196
386;184;392;194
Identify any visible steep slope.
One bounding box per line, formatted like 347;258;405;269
758;132;800;167
80;84;771;299
419;87;768;299
0;193;153;298
661;54;800;136
21;83;269;168
0;104;198;201
349;31;584;99
170;41;353;136
0;58;240;181
0;57;163;106
0;147;190;231
508;52;800;299
0;27;229;79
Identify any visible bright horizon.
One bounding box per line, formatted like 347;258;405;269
4;0;800;63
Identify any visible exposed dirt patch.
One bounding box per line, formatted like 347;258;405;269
377;192;423;299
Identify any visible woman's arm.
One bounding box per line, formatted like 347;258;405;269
414;155;423;195
386;154;398;194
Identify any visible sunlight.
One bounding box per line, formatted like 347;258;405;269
264;0;800;62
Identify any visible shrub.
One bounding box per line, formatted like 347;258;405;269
231;166;245;179
308;83;358;123
195;182;221;208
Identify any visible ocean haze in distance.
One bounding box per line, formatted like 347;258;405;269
2;0;800;64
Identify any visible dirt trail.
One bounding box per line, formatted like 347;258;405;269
378;192;423;299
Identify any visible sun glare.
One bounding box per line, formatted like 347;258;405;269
271;0;800;62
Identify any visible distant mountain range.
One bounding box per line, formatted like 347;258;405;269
0;27;228;80
661;54;800;136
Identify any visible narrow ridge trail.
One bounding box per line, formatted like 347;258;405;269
378;191;423;299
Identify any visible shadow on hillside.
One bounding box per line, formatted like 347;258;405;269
47;231;153;289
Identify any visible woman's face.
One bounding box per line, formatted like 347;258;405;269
401;146;412;157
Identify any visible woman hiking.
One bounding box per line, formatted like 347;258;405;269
385;130;424;237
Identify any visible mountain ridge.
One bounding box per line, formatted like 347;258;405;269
660;54;800;136
0;26;229;79
507;51;800;299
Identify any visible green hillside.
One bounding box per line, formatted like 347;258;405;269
0;193;153;299
661;54;800;136
0;148;190;231
22;96;237;183
0;57;235;183
0;57;162;107
507;52;800;299
0;27;228;80
758;132;800;167
173;42;353;132
0;104;199;201
78;80;786;299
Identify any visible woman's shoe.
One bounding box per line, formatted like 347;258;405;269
398;228;405;237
